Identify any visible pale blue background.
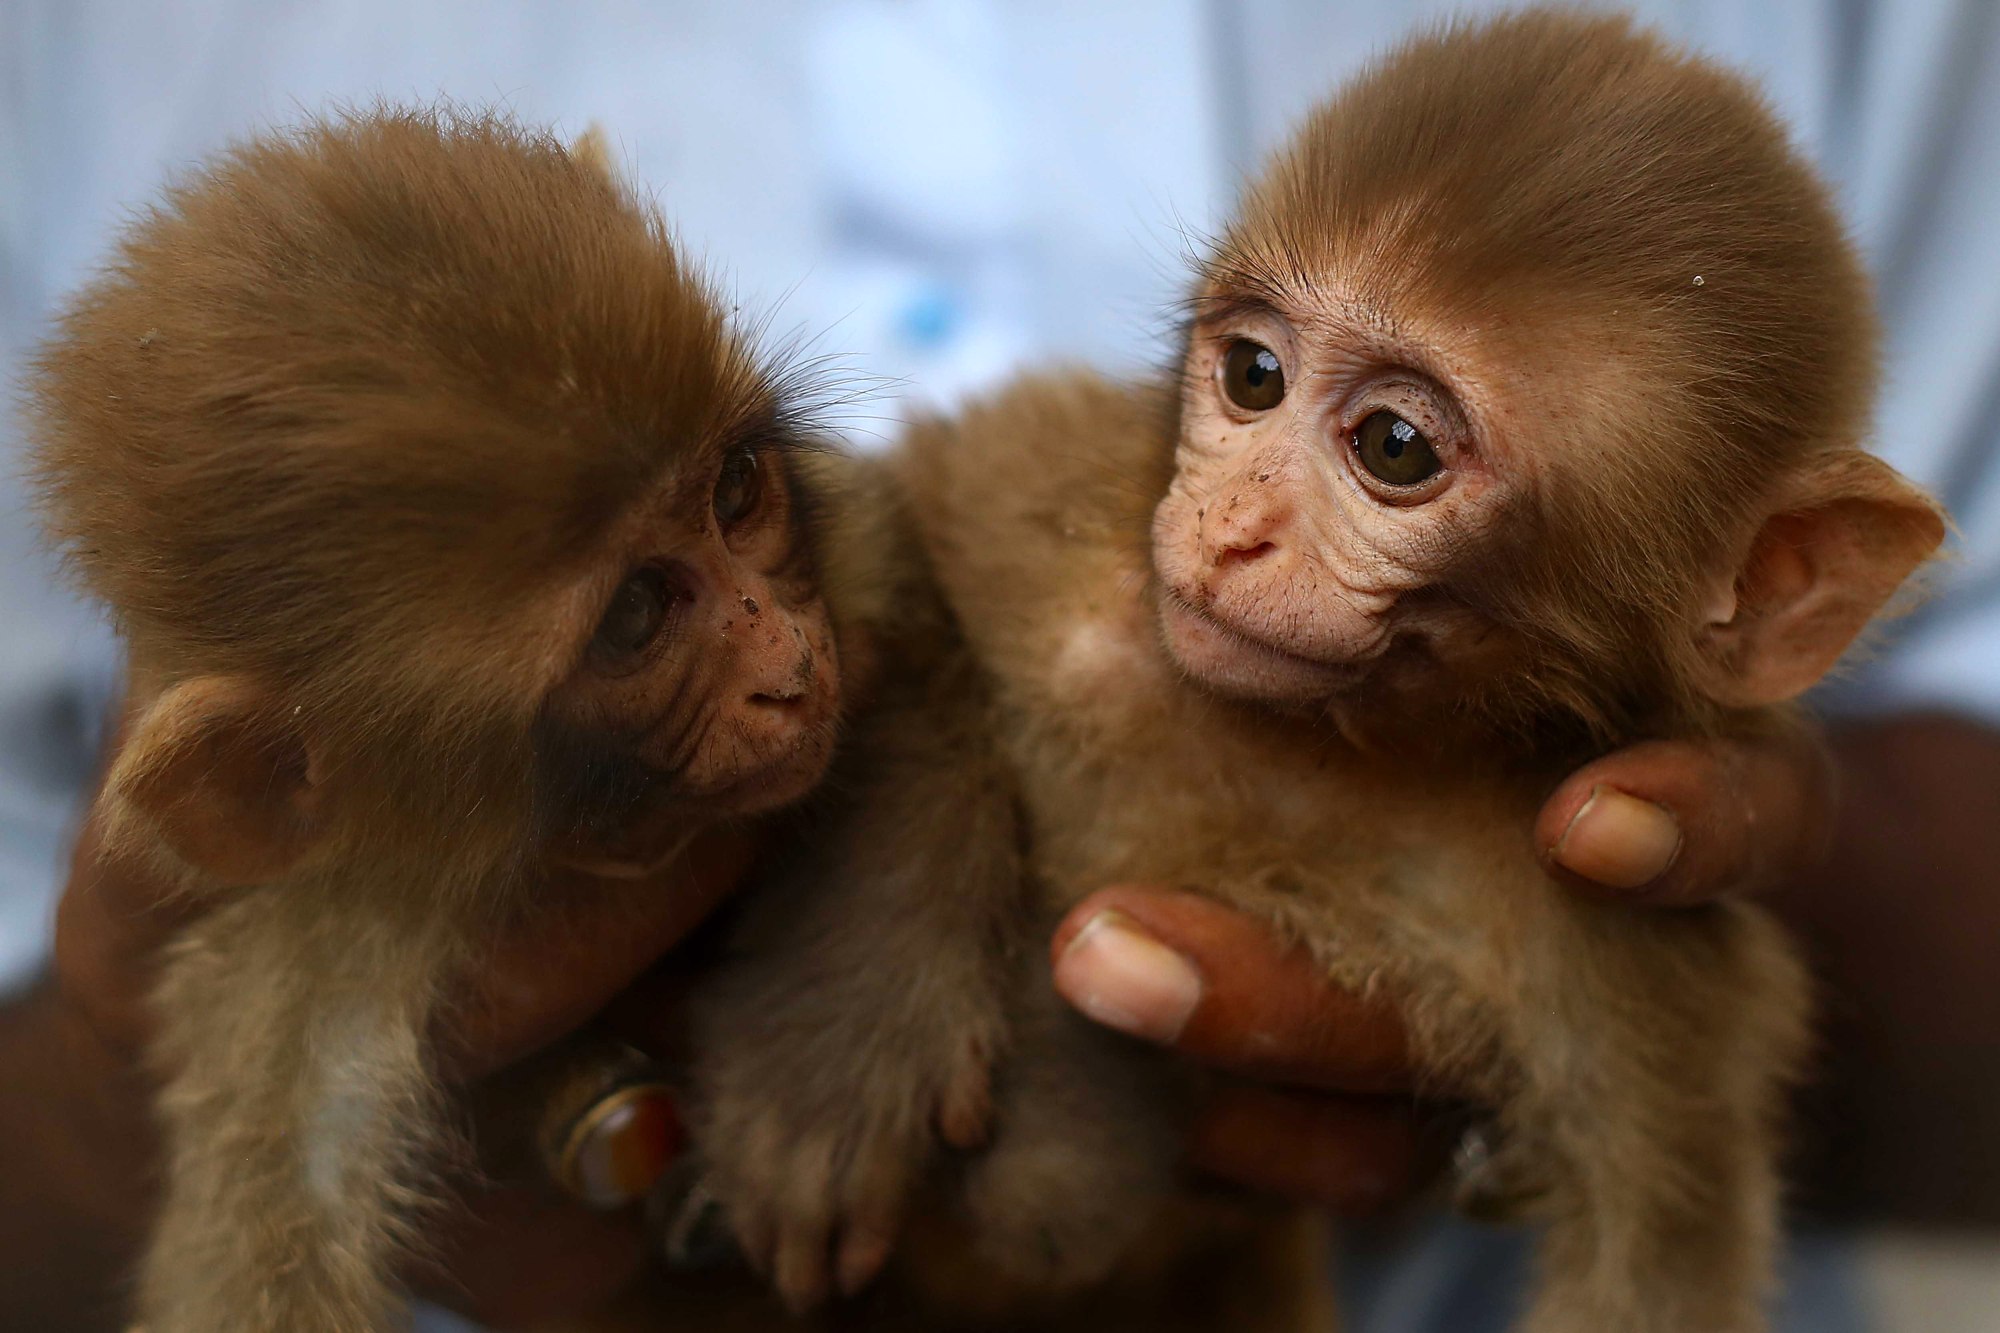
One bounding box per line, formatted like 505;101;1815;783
5;3;1998;1328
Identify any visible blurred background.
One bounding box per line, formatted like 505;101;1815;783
4;2;1998;1329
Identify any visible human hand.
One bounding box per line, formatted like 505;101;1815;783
1534;730;1835;905
50;782;752;1326
1051;729;1837;1209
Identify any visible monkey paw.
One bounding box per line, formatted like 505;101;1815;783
693;1031;994;1313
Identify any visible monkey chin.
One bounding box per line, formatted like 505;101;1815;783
1157;594;1364;708
696;721;841;820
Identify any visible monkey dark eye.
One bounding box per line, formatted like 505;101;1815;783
1220;340;1286;412
592;566;675;662
713;446;763;526
1354;411;1441;487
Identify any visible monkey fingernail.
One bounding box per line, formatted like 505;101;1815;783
1054;910;1203;1044
1553;786;1682;891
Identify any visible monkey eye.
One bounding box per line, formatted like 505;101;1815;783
712;445;763;527
591;565;677;663
1354;411;1441;487
1220;340;1286;412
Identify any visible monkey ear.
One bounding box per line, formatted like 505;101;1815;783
571;124;616;182
111;676;324;886
1697;452;1946;708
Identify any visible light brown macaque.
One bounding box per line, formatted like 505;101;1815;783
24;108;913;1333
613;13;1947;1333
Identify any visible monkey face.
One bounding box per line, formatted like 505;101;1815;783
1152;293;1517;710
541;439;841;864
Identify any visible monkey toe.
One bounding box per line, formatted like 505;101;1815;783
772;1224;835;1314
935;1049;994;1150
836;1226;896;1298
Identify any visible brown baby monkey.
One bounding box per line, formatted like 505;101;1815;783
25;108;912;1333
675;11;1946;1333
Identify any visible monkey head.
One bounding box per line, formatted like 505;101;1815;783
1152;12;1944;746
31;109;843;890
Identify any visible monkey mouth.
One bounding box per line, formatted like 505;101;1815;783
1157;593;1372;704
712;725;838;812
689;691;844;816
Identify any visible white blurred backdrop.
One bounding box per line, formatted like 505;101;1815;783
7;4;2000;1328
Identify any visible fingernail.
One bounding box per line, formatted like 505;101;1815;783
1552;786;1682;890
1054;910;1202;1043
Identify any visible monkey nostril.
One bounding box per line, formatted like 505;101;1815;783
748;655;816;709
1213;539;1278;568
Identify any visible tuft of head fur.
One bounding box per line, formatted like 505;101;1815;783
1205;10;1894;744
27;106;790;868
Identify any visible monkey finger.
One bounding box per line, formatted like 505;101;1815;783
833;1142;913;1297
446;828;757;1078
1187;1084;1436;1215
1537;732;1833;905
1052;888;1415;1093
760;1129;841;1311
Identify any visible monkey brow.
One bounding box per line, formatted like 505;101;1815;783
1185;261;1307;329
722;385;829;460
1187;290;1284;329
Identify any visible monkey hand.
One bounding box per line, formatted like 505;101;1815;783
51;792;756;1328
1045;729;1834;1207
688;970;1001;1314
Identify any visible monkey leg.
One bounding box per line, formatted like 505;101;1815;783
1507;908;1809;1333
137;893;456;1333
953;950;1193;1294
1513;1102;1780;1333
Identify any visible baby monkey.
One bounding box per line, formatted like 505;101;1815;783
680;12;1945;1333
27;109;903;1332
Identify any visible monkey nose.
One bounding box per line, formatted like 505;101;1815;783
1202;496;1287;569
747;638;818;709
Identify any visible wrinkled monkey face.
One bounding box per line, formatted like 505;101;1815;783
1152;291;1515;708
543;440;841;860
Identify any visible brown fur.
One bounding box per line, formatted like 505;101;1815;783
630;13;1945;1333
28;107;869;1332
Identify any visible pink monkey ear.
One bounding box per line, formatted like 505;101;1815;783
111;676;324;886
1697;451;1946;708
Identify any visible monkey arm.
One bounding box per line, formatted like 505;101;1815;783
138;892;461;1333
688;643;1027;1312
